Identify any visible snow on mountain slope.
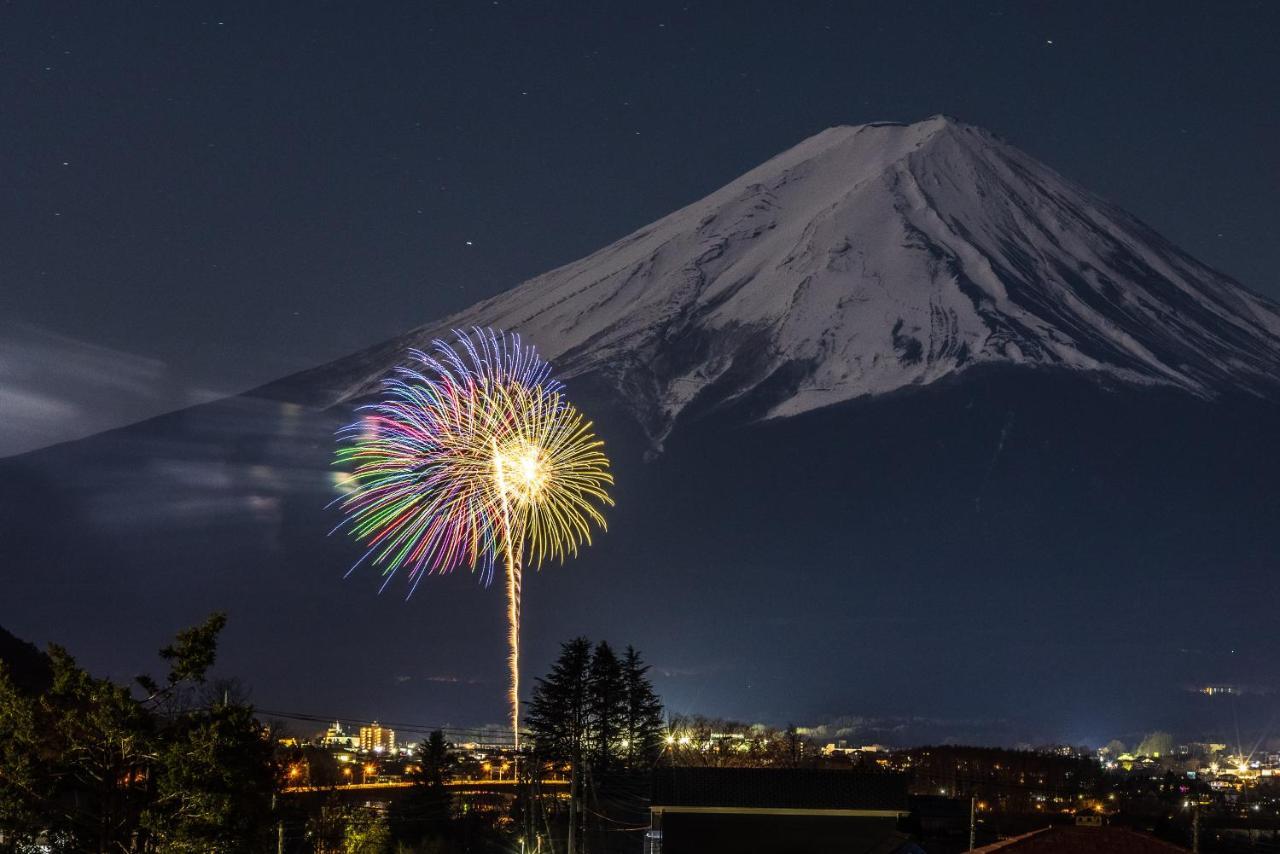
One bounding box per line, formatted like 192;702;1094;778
285;115;1280;443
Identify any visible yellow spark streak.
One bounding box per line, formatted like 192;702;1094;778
493;439;523;758
505;539;520;760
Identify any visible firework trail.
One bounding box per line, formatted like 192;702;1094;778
333;328;613;751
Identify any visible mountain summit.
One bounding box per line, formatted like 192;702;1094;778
290;116;1280;442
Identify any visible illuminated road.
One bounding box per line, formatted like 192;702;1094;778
283;778;568;794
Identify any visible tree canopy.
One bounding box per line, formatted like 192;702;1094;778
0;614;276;853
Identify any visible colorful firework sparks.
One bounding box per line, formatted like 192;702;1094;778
332;327;613;749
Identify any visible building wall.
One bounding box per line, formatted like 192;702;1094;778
358;723;395;753
658;812;900;854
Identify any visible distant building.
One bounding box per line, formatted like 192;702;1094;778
821;742;888;757
321;721;357;750
647;767;910;854
1074;808;1104;827
359;721;395;753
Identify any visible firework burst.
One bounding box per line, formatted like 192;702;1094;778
333;328;613;750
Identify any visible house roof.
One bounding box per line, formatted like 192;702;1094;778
974;826;1188;852
652;767;909;812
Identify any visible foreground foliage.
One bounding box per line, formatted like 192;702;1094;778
0;614;276;853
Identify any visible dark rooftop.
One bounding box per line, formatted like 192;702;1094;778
652;767;909;812
974;826;1188;852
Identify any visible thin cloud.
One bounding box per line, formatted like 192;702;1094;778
0;321;225;456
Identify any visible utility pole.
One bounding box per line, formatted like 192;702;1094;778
272;793;284;854
969;795;976;852
567;760;578;854
1192;801;1200;854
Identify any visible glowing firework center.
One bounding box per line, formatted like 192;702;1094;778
493;440;548;504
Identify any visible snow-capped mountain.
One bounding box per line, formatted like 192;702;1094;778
283;115;1280;442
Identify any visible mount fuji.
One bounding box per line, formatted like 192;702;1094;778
3;117;1279;746
274;115;1280;445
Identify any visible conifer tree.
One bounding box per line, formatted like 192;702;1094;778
390;729;453;846
525;636;593;763
587;641;626;771
621;645;665;769
525;637;593;854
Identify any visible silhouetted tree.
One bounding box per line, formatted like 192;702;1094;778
1102;739;1126;758
527;638;665;854
526;637;593;764
526;637;592;854
0;613;276;853
0;644;153;849
1137;731;1174;758
141;697;275;851
587;641;626;771
621;646;665;768
390;729;455;847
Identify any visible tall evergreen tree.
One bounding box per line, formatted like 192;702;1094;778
525;637;592;854
587;641;626;771
524;637;593;763
527;639;667;854
621;645;665;769
390;729;454;847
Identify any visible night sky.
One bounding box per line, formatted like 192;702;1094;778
2;2;1280;748
3;0;1278;452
